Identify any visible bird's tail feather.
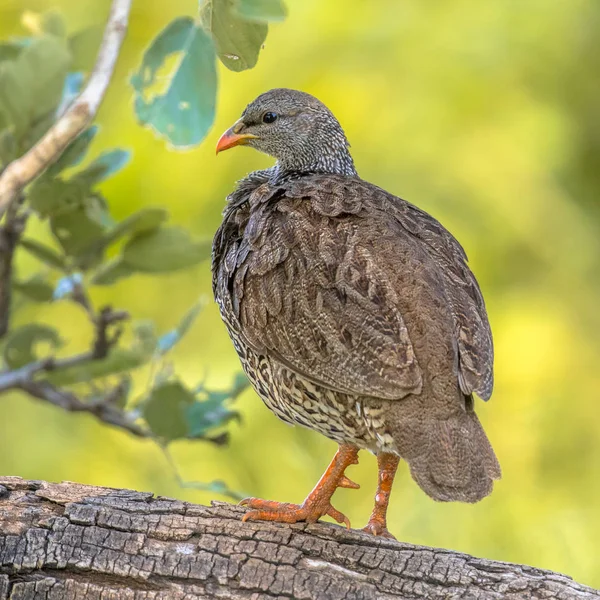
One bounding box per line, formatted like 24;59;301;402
407;405;501;503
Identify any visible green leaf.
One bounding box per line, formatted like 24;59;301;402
200;0;267;71
0;57;29;135
0;36;70;137
157;299;205;354
28;174;87;218
132;320;158;356
0;128;17;166
175;300;205;340
234;0;287;22
122;226;210;273
143;380;195;441
230;372;250;396
47;347;151;386
19;238;66;270
186;391;241;439
0;43;23;63
28;179;71;217
13;276;55;302
83;192;113;228
41;11;67;38
91;257;135;285
72;149;131;187
47;126;98;177
102;207;168;246
29;178;110;266
69;26;103;71
50;202;106;259
131;16;217;148
3;324;62;369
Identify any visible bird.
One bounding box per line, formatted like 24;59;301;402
212;88;500;537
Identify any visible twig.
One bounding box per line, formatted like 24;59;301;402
0;204;27;338
18;379;149;437
0;307;129;393
0;0;133;216
71;280;95;318
0;358;57;391
93;306;128;358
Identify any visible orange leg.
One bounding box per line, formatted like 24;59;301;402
362;452;399;539
240;444;360;528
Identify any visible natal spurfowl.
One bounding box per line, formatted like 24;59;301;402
212;88;500;537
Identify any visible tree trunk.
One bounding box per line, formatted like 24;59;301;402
0;477;597;600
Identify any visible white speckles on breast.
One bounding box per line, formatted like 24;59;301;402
234;342;398;454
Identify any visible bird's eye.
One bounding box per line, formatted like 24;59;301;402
262;112;278;124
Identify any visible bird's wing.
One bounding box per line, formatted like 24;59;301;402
228;176;427;401
380;186;494;400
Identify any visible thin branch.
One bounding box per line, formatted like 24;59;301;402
93;306;128;357
0;307;129;393
18;379;149;437
0;0;133;216
0;206;27;338
0;358;55;391
71;280;95;318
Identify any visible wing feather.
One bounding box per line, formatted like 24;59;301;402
385;198;494;400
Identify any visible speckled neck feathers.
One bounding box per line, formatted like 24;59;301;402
273;120;357;180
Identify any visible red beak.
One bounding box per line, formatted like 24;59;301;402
216;120;258;154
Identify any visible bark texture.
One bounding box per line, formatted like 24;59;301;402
0;477;597;600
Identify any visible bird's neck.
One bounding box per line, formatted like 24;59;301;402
273;126;358;180
274;151;357;181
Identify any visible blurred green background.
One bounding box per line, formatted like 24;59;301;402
1;0;600;587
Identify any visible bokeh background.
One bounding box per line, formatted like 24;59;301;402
1;0;600;587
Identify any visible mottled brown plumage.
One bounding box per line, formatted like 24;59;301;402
213;89;500;534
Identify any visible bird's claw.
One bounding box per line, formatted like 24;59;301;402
338;475;360;489
240;497;351;528
361;519;397;539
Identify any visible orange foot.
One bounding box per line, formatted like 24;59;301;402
362;518;397;539
240;444;359;528
360;452;400;539
241;496;351;527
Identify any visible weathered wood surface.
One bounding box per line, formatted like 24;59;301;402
0;477;597;599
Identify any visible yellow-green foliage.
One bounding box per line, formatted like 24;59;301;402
1;0;599;587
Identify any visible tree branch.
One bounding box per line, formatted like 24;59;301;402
0;477;597;600
0;0;133;216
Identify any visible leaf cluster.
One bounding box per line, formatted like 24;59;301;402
0;9;261;456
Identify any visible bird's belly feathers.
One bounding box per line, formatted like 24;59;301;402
234;333;398;453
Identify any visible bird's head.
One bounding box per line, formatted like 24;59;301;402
216;88;356;176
